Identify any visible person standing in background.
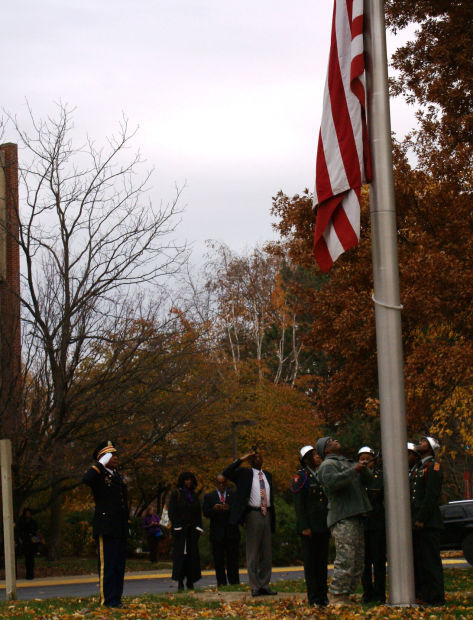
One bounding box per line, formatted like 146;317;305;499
203;474;240;587
168;472;203;592
16;508;39;580
142;506;162;563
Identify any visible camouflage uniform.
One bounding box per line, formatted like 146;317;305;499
330;517;365;595
317;454;372;598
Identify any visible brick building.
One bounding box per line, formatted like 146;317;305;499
0;143;21;438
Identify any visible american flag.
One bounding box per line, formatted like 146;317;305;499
313;0;371;273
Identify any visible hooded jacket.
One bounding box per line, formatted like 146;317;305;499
317;454;372;528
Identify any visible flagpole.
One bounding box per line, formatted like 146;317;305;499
364;0;415;606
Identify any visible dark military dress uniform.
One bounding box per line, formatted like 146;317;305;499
362;468;386;603
291;467;330;606
83;441;129;608
410;456;445;605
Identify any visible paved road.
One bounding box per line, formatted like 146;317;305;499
0;559;468;601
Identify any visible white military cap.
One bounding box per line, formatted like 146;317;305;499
358;446;375;455
300;445;315;460
423;436;440;452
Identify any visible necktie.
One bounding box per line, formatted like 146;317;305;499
219;491;225;504
258;471;267;515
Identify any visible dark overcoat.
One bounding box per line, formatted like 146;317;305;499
168;488;202;583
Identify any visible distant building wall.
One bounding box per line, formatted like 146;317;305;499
0;143;21;438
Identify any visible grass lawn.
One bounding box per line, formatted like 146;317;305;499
0;568;472;619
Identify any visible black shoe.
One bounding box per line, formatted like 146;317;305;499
252;590;262;597
259;588;277;595
177;581;184;592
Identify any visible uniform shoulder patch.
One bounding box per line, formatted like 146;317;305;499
290;470;308;493
92;465;100;473
433;462;440;471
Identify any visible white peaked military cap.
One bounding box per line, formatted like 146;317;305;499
300;445;315;460
358;446;375;455
424;436;441;452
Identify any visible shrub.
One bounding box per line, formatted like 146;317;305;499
63;511;95;556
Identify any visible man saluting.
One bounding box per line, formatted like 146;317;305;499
223;449;277;597
83;440;129;608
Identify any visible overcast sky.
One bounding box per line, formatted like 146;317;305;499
3;0;415;262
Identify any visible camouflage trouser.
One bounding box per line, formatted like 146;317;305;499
329;517;365;595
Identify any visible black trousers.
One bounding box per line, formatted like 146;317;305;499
211;538;240;585
146;534;159;563
362;528;386;602
96;535;127;607
300;531;330;606
23;542;36;580
413;528;445;604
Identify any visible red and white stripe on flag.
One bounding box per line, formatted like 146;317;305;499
313;0;371;273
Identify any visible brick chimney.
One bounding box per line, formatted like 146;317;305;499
0;143;21;438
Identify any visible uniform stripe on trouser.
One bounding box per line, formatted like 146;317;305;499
98;535;105;605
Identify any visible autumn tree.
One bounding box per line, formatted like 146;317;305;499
184;241;311;385
386;1;473;183
168;242;323;493
6;104;187;557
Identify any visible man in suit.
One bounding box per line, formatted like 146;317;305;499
291;445;330;607
83;440;129;608
223;450;277;597
203;474;240;586
410;435;445;606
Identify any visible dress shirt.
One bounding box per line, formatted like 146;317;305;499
248;468;271;508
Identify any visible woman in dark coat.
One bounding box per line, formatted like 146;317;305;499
168;472;203;591
16;508;38;580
